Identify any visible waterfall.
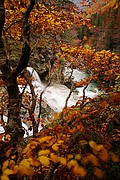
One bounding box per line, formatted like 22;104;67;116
26;67;81;112
26;67;98;112
0;67;99;136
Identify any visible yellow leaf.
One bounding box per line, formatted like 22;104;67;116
26;143;31;148
75;154;81;160
99;148;109;162
1;175;9;180
20;159;30;168
38;149;50;156
60;157;67;165
89;140;97;149
38;136;52;143
50;153;60;163
20;7;25;13
67;159;78;169
18;165;34;176
5;134;11;141
2;160;9;171
73;164;87;177
67;154;74;160
30;159;40;167
11;155;16;160
79;140;88;146
3;169;14;175
22;147;29;154
57;140;64;144
9;160;15;170
95;144;104;152
13;165;19;174
52;143;59;151
94;167;105;179
110;152;119;163
87;154;100;167
38;156;50;166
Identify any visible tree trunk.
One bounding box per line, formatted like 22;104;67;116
0;0;35;143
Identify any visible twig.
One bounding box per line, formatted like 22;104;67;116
38;81;51;120
4;20;21;32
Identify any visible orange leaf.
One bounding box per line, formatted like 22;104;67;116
81;156;89;165
94;167;105;179
73;164;87;177
5;149;12;158
67;154;74;160
99;148;109;162
52;143;59;151
87;154;100;167
100;100;108;108
50;153;60;163
38;136;53;143
110;152;119;163
89;140;97;149
67;159;78;169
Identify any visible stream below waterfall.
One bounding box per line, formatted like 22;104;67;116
0;67;99;136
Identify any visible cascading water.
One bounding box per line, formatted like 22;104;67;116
0;66;99;136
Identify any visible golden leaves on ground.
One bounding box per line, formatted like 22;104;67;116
1;135;119;179
38;156;50;166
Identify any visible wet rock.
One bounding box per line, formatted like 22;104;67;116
29;47;56;81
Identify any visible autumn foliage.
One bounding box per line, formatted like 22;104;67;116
0;0;120;180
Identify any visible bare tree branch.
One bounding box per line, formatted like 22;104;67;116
24;0;35;22
13;0;35;77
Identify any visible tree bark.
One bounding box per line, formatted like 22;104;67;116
0;0;35;143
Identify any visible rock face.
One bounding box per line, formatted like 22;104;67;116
29;47;56;82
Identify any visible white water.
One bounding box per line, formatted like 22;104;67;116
26;67;98;112
0;66;98;136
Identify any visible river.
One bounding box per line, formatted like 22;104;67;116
0;67;99;136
